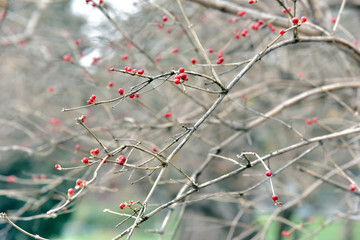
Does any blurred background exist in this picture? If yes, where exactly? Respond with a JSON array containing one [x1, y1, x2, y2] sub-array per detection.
[[0, 0, 360, 239]]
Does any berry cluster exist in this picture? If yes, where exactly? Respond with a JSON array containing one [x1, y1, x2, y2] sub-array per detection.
[[124, 66, 145, 75], [85, 0, 103, 7], [216, 51, 224, 64], [90, 148, 100, 157], [174, 67, 188, 84], [305, 117, 318, 125], [87, 94, 96, 105]]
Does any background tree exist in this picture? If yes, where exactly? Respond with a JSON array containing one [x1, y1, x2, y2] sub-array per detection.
[[0, 0, 360, 239]]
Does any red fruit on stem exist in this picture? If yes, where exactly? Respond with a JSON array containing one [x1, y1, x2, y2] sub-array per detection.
[[55, 164, 61, 169], [137, 69, 144, 75], [162, 16, 168, 22], [117, 155, 126, 165], [119, 203, 126, 209], [305, 119, 312, 125], [191, 58, 196, 64], [279, 29, 285, 35], [292, 17, 299, 25], [237, 10, 246, 17], [76, 179, 82, 186], [118, 88, 124, 95], [272, 194, 278, 202], [63, 54, 72, 62], [350, 183, 356, 192], [265, 170, 272, 177], [68, 188, 74, 196], [82, 157, 89, 164], [164, 112, 172, 118]]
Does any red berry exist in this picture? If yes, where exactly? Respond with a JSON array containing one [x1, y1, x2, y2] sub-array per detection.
[[126, 67, 132, 72], [92, 2, 96, 7], [265, 170, 272, 177], [312, 117, 318, 123], [132, 69, 138, 74], [80, 115, 86, 123], [282, 7, 291, 14], [137, 69, 144, 75], [179, 73, 187, 79], [292, 17, 299, 25], [279, 29, 285, 35], [217, 50, 223, 58], [55, 164, 61, 169], [281, 231, 291, 237], [300, 16, 307, 23], [164, 112, 172, 118], [135, 93, 140, 98], [155, 57, 160, 62], [217, 57, 224, 64], [121, 55, 128, 60], [90, 94, 96, 101], [298, 72, 304, 78], [117, 155, 126, 165], [174, 79, 181, 84], [271, 27, 276, 32], [68, 188, 74, 196], [7, 175, 16, 183], [235, 33, 240, 39], [48, 86, 54, 92], [152, 147, 157, 152], [228, 18, 233, 23], [241, 29, 248, 37], [272, 194, 278, 202], [118, 88, 124, 95], [330, 17, 336, 23], [172, 48, 178, 54], [63, 54, 72, 62], [75, 40, 81, 45], [237, 10, 246, 17], [251, 23, 260, 30], [178, 67, 185, 73], [119, 202, 126, 209], [87, 100, 93, 105], [248, 0, 254, 4], [94, 149, 100, 155], [82, 157, 89, 164], [129, 94, 135, 99], [75, 144, 81, 151], [76, 179, 82, 186], [305, 119, 312, 125], [258, 19, 264, 25], [191, 58, 196, 64], [107, 66, 114, 72], [108, 81, 114, 88], [162, 16, 168, 22], [350, 183, 356, 192]]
